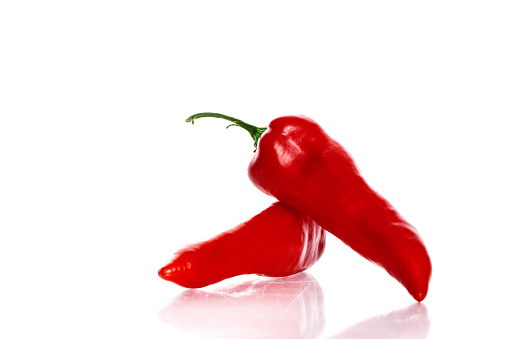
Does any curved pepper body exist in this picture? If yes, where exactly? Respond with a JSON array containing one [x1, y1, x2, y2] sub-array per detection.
[[158, 201, 326, 288], [248, 116, 432, 301]]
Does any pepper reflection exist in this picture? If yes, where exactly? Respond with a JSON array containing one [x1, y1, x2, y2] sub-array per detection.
[[159, 272, 325, 339], [159, 272, 430, 339], [327, 303, 430, 339]]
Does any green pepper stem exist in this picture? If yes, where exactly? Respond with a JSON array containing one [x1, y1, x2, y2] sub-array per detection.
[[185, 113, 267, 151]]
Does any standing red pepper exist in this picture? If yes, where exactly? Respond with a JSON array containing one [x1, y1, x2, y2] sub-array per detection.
[[159, 202, 326, 288], [186, 113, 432, 301]]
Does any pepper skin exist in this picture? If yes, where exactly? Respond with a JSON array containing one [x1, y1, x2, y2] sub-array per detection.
[[186, 113, 432, 301], [158, 202, 326, 288]]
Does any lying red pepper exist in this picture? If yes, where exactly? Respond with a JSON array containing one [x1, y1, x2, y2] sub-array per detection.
[[186, 113, 432, 301], [158, 202, 326, 288]]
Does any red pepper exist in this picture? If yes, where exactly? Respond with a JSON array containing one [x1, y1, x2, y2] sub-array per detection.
[[186, 113, 432, 301], [158, 202, 326, 288]]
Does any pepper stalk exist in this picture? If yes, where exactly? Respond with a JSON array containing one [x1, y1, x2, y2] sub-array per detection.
[[185, 113, 267, 151]]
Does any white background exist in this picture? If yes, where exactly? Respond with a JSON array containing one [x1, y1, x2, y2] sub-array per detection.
[[1, 1, 508, 338]]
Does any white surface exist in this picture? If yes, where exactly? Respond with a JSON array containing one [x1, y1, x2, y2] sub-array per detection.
[[1, 1, 508, 338]]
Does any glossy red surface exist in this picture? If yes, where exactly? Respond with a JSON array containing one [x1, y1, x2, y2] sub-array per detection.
[[158, 202, 326, 288], [248, 115, 432, 301]]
